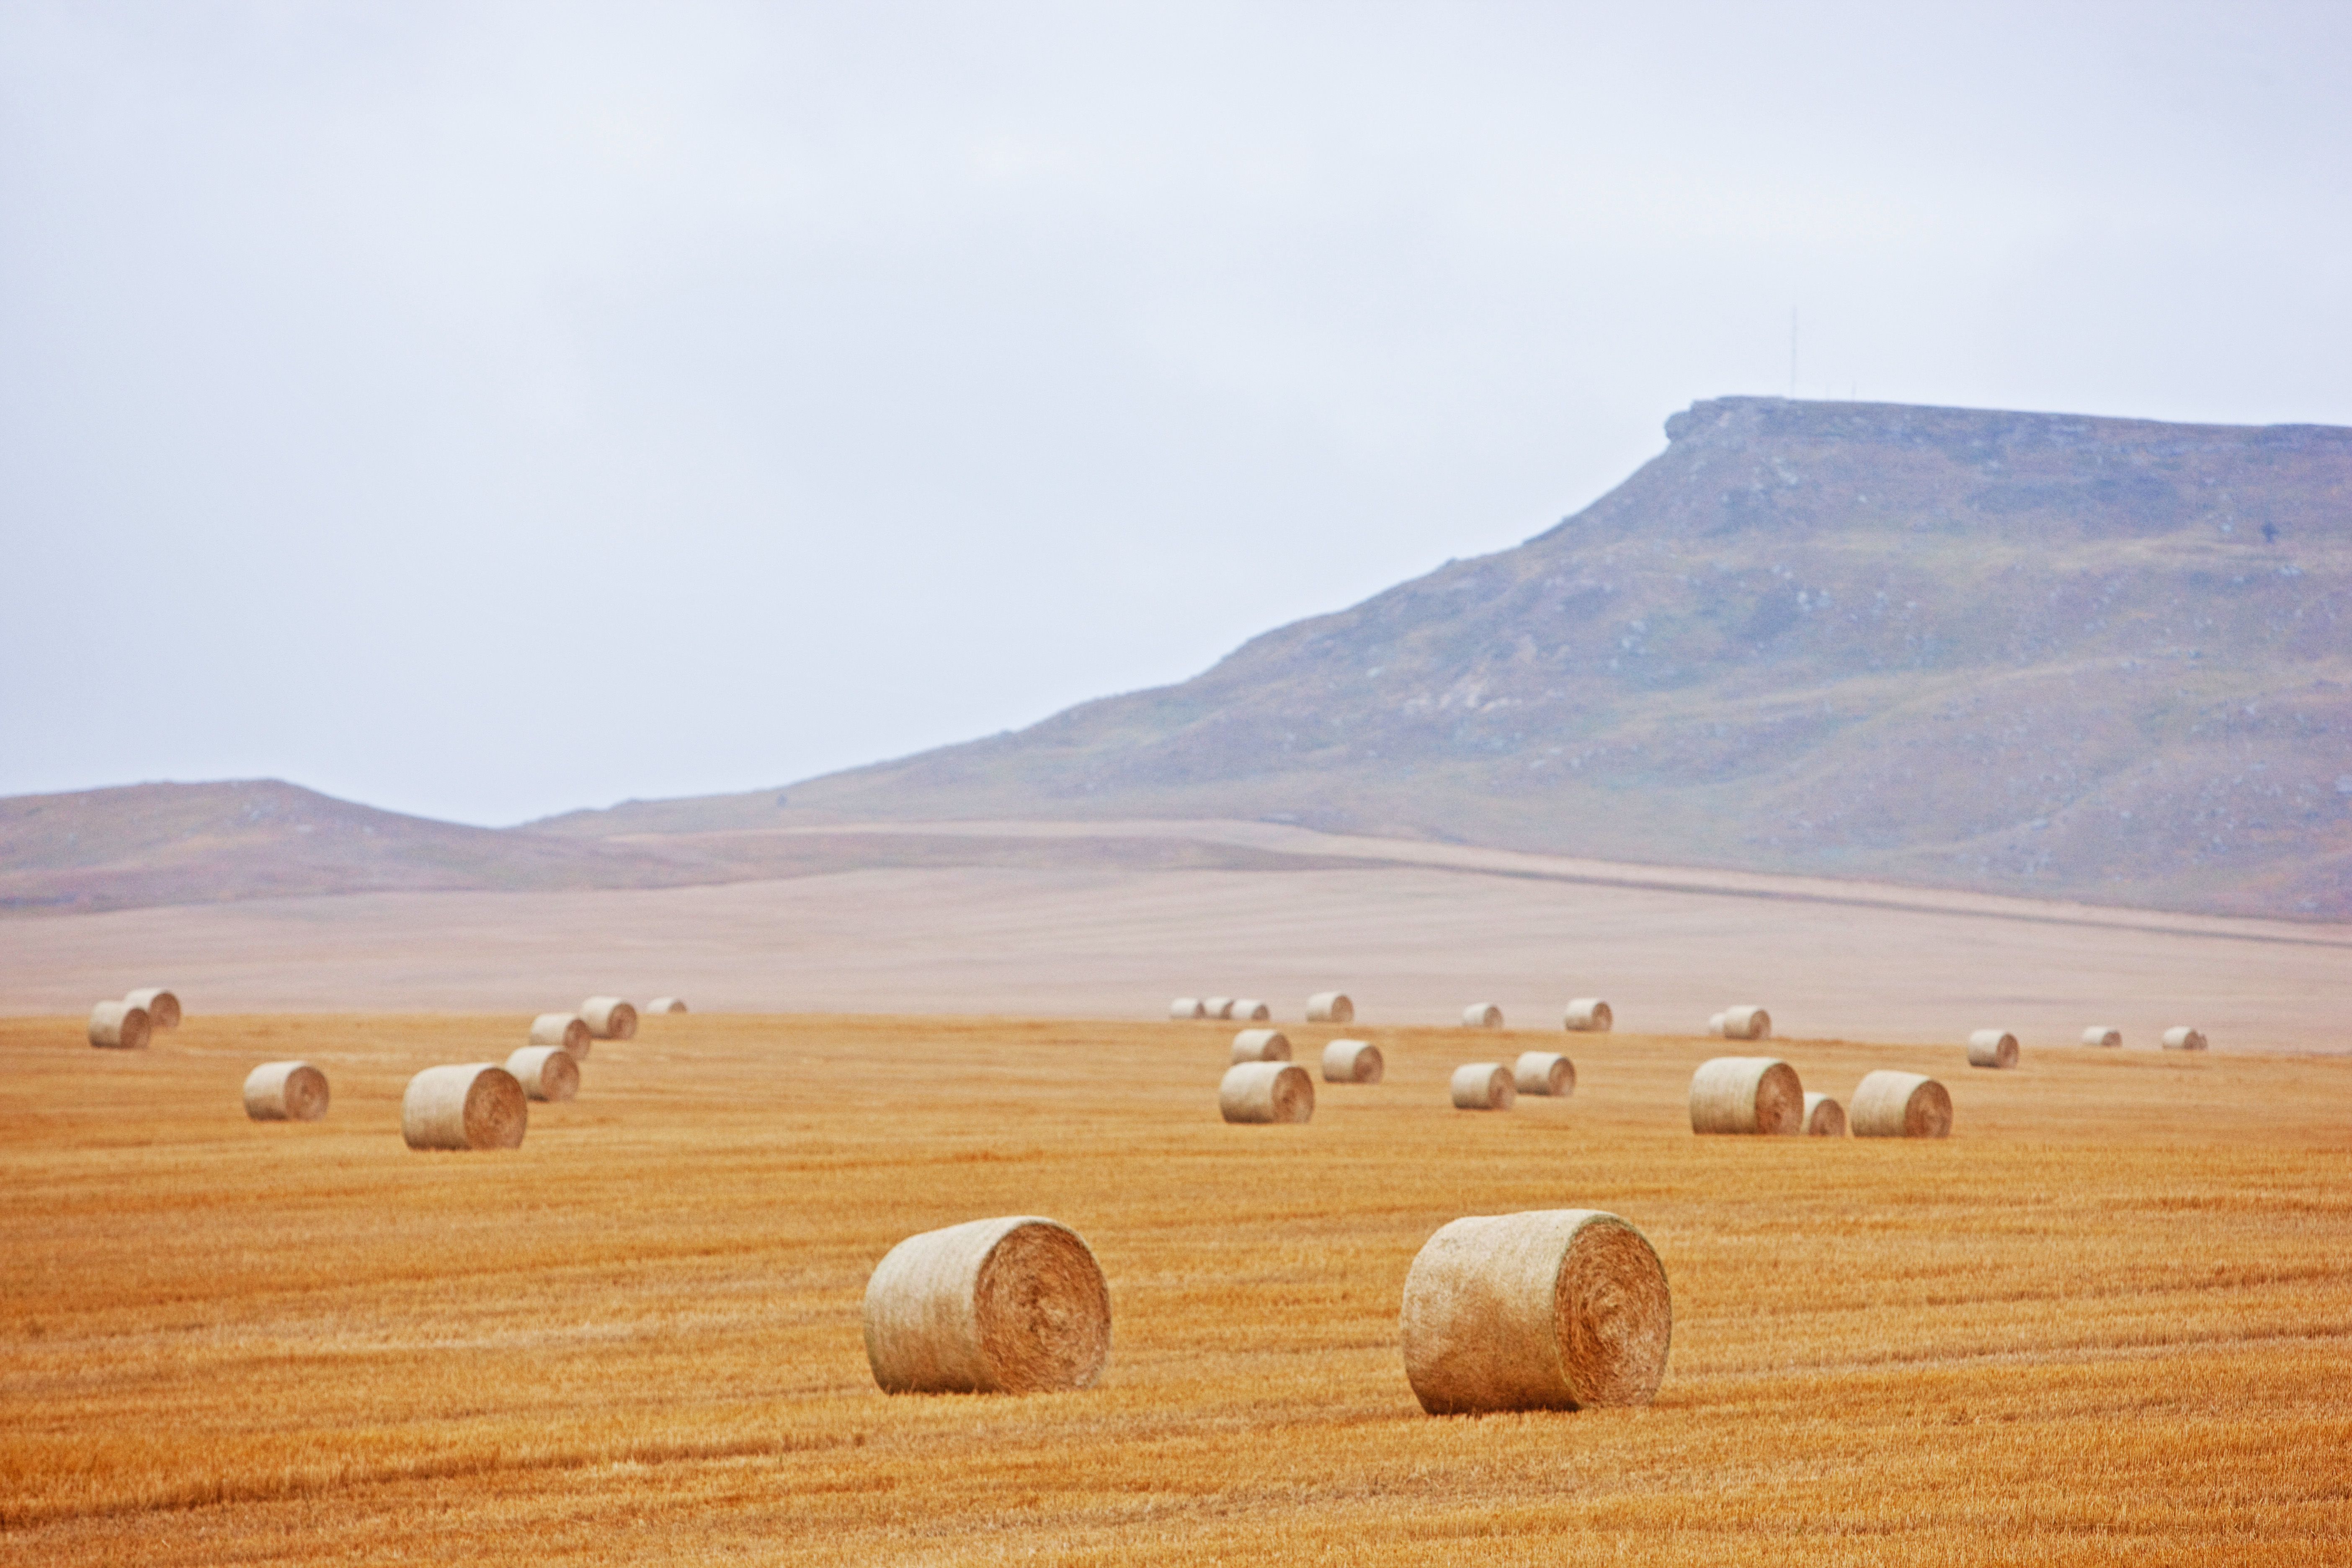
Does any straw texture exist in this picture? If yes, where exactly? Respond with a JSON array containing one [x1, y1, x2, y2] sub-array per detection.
[[2081, 1026, 2123, 1048], [1513, 1051, 1576, 1097], [1399, 1209, 1672, 1415], [1220, 1061, 1315, 1124], [1450, 1063, 1516, 1111], [1688, 1056, 1803, 1135], [87, 1002, 150, 1051], [401, 1064, 528, 1151], [1462, 1003, 1504, 1029], [1719, 1006, 1772, 1041], [862, 1216, 1111, 1395], [1320, 1039, 1384, 1084], [124, 988, 181, 1030], [2163, 1026, 2209, 1051], [1968, 1029, 2020, 1069], [1230, 1029, 1291, 1064], [529, 1013, 593, 1058], [242, 1061, 329, 1122], [505, 1045, 580, 1102], [1168, 998, 1207, 1020], [1305, 991, 1355, 1024], [580, 997, 638, 1040], [1562, 998, 1612, 1033], [1800, 1092, 1845, 1137], [1849, 1070, 1952, 1138]]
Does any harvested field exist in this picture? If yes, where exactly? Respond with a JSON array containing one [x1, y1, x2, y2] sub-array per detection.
[[0, 1010, 2347, 1563]]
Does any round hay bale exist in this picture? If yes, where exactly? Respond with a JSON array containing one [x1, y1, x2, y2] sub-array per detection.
[[579, 997, 638, 1040], [1450, 1063, 1516, 1111], [1399, 1209, 1671, 1414], [862, 1216, 1111, 1395], [1306, 991, 1355, 1024], [1231, 998, 1271, 1022], [1462, 1003, 1504, 1029], [1707, 1011, 1727, 1037], [1562, 998, 1612, 1033], [125, 988, 181, 1029], [529, 1013, 593, 1058], [1220, 1061, 1315, 1123], [88, 1001, 150, 1050], [1967, 1029, 2019, 1070], [242, 1061, 329, 1122], [1204, 996, 1236, 1020], [1688, 1056, 1803, 1135], [1321, 1039, 1384, 1084], [504, 1045, 580, 1102], [1230, 1029, 1291, 1064], [645, 996, 687, 1014], [2081, 1026, 2122, 1048], [1719, 1005, 1772, 1041], [1800, 1092, 1845, 1137], [1849, 1070, 1951, 1138], [1168, 997, 1207, 1020], [2162, 1026, 2208, 1051], [402, 1064, 528, 1151], [1513, 1051, 1576, 1097]]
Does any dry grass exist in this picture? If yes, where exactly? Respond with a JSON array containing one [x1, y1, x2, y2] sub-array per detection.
[[1, 1011, 2348, 1564]]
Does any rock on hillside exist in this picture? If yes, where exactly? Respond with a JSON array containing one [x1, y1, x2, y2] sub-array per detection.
[[545, 397, 2352, 919]]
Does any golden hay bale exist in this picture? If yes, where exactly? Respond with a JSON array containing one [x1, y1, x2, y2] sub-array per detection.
[[645, 996, 688, 1014], [125, 988, 181, 1029], [1321, 1039, 1384, 1084], [504, 1045, 580, 1103], [1168, 997, 1207, 1020], [1562, 998, 1612, 1032], [1399, 1209, 1671, 1415], [1849, 1070, 1952, 1138], [242, 1061, 329, 1122], [1230, 1029, 1291, 1064], [1462, 1003, 1504, 1029], [1719, 1005, 1772, 1041], [1513, 1051, 1576, 1097], [2163, 1026, 2209, 1051], [2081, 1026, 2123, 1048], [862, 1216, 1111, 1395], [1203, 997, 1236, 1020], [1968, 1029, 2020, 1069], [1231, 998, 1271, 1022], [1800, 1092, 1845, 1137], [1688, 1056, 1803, 1135], [529, 1013, 593, 1059], [1707, 1011, 1726, 1037], [1450, 1063, 1516, 1111], [579, 997, 638, 1040], [1306, 991, 1355, 1024], [87, 1001, 150, 1050], [402, 1064, 528, 1151], [1220, 1061, 1315, 1123]]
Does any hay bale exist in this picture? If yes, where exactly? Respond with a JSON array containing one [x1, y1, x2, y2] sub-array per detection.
[[1688, 1056, 1803, 1135], [1707, 1011, 1726, 1037], [242, 1061, 329, 1122], [1513, 1051, 1576, 1097], [401, 1064, 528, 1151], [1230, 1029, 1291, 1064], [1967, 1029, 2019, 1069], [1169, 997, 1207, 1020], [1204, 996, 1236, 1020], [1306, 991, 1355, 1024], [2081, 1026, 2122, 1048], [1718, 1005, 1771, 1041], [1800, 1092, 1845, 1137], [579, 997, 638, 1040], [505, 1045, 580, 1102], [1562, 998, 1612, 1033], [1321, 1039, 1384, 1084], [862, 1216, 1111, 1395], [529, 1013, 593, 1058], [125, 988, 181, 1029], [1462, 1003, 1504, 1029], [1450, 1063, 1516, 1111], [1849, 1070, 1951, 1138], [1231, 998, 1271, 1021], [646, 996, 688, 1014], [87, 1001, 150, 1050], [1399, 1209, 1671, 1414], [1220, 1061, 1315, 1123], [2163, 1026, 2209, 1051]]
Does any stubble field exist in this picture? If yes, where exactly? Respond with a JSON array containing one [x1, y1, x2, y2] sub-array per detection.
[[2, 1011, 2347, 1564]]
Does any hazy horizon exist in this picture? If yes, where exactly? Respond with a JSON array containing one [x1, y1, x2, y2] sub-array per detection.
[[7, 2, 2349, 827]]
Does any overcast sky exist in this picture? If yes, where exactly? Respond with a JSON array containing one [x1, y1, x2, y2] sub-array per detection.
[[5, 2, 2347, 825]]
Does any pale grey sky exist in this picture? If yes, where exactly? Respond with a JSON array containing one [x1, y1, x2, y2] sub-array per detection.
[[5, 2, 2347, 825]]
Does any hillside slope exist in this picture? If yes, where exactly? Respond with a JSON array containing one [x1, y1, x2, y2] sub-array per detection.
[[544, 397, 2352, 918]]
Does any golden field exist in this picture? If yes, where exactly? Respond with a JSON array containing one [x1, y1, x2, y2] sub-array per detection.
[[1, 1011, 2348, 1564]]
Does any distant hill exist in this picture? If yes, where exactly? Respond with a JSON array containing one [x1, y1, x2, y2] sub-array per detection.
[[542, 397, 2352, 920]]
